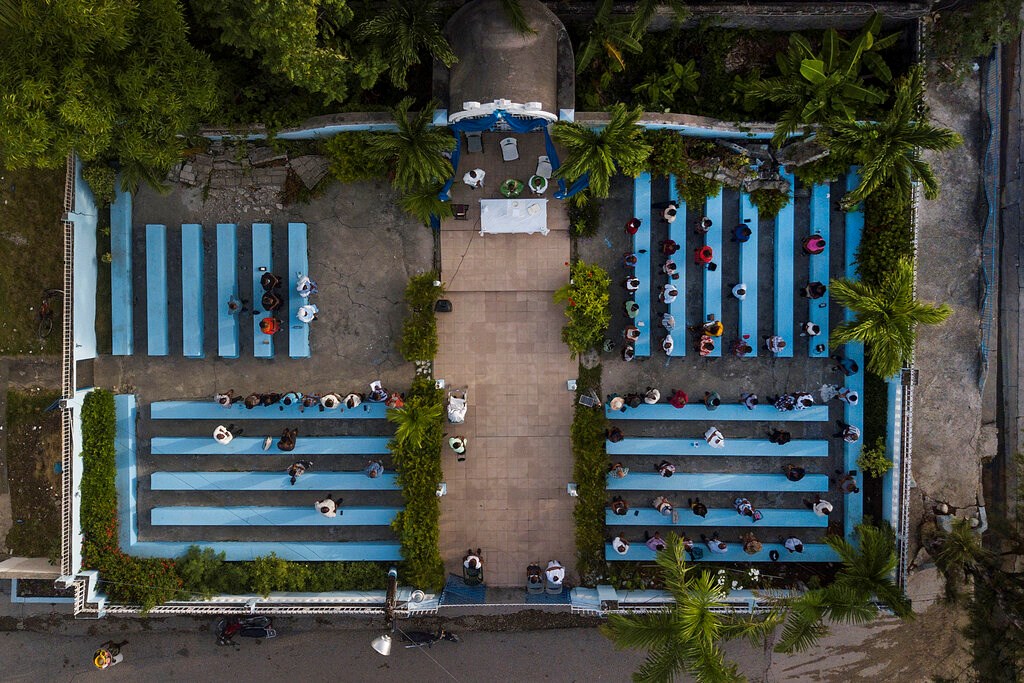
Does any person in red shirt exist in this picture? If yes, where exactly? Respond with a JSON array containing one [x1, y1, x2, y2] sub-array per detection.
[[695, 245, 713, 265], [669, 389, 688, 408], [625, 217, 641, 235], [260, 317, 281, 335]]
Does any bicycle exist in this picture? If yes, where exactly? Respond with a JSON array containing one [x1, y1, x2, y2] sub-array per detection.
[[36, 288, 63, 339]]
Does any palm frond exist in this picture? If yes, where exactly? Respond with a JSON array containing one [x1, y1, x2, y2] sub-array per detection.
[[602, 611, 681, 652], [498, 0, 535, 35]]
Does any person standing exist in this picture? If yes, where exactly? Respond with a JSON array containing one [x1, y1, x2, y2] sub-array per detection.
[[315, 494, 340, 518]]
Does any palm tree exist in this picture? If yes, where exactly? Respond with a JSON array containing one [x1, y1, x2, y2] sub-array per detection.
[[0, 0, 19, 29], [367, 97, 454, 192], [400, 183, 454, 226], [387, 400, 443, 450], [830, 257, 952, 378], [775, 524, 912, 653], [822, 67, 963, 206], [357, 0, 456, 90], [602, 534, 780, 682], [576, 0, 687, 74], [553, 103, 652, 199]]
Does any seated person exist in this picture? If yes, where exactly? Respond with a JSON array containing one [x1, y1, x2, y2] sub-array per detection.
[[644, 388, 660, 404], [702, 320, 724, 337], [464, 549, 483, 570], [661, 284, 678, 304], [661, 313, 676, 331], [660, 239, 680, 255], [608, 462, 629, 478], [802, 234, 826, 255], [669, 389, 688, 408], [344, 393, 363, 409], [801, 281, 827, 299], [623, 252, 638, 268], [320, 393, 341, 409], [610, 496, 629, 515], [653, 495, 673, 516], [296, 274, 319, 298], [260, 290, 282, 312], [697, 334, 715, 357], [260, 272, 282, 291], [662, 260, 678, 278], [259, 317, 282, 335], [527, 563, 543, 584], [704, 426, 725, 448], [545, 560, 565, 584], [625, 300, 640, 318], [622, 344, 636, 362], [764, 335, 787, 354], [624, 276, 640, 292], [612, 535, 630, 555], [297, 303, 319, 323], [606, 426, 625, 443], [768, 428, 792, 445], [694, 246, 714, 266], [662, 335, 674, 354], [385, 393, 405, 409], [645, 531, 667, 551], [783, 464, 806, 482], [657, 460, 676, 477], [625, 217, 641, 235], [732, 224, 752, 242], [624, 326, 641, 342], [368, 382, 390, 403], [662, 203, 678, 223]]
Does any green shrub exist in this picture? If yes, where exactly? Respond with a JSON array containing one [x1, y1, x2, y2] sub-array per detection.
[[572, 364, 608, 584], [856, 184, 914, 287], [927, 0, 1023, 82], [568, 192, 601, 237], [553, 261, 611, 356], [389, 377, 446, 591], [792, 152, 853, 186], [644, 131, 727, 207], [857, 437, 894, 478], [675, 172, 722, 209], [83, 163, 118, 206], [323, 131, 390, 183], [397, 272, 443, 362], [748, 188, 790, 220]]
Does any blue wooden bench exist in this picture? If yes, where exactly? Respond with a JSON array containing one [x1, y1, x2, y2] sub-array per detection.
[[181, 224, 205, 358], [216, 223, 240, 358], [145, 224, 169, 356], [150, 400, 389, 420], [151, 506, 401, 526], [605, 403, 828, 422], [703, 193, 723, 357], [605, 508, 828, 528], [110, 188, 133, 356], [115, 394, 139, 547], [126, 540, 403, 562], [667, 175, 685, 356], [606, 472, 828, 492], [151, 436, 391, 455], [807, 183, 831, 357], [606, 437, 828, 457], [738, 192, 758, 354], [252, 223, 274, 358], [633, 173, 652, 356], [773, 170, 796, 358], [150, 471, 399, 491], [842, 167, 866, 537], [605, 543, 838, 563], [288, 222, 311, 358]]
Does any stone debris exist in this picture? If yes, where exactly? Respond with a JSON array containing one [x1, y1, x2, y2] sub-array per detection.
[[290, 155, 331, 190]]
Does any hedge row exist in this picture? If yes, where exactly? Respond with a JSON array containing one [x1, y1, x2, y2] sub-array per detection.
[[398, 271, 442, 362], [572, 364, 609, 585]]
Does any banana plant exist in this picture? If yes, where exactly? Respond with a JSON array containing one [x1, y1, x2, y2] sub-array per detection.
[[631, 58, 698, 109]]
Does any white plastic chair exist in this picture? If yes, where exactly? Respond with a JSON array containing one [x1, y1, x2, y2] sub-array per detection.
[[535, 155, 552, 179], [500, 137, 519, 162]]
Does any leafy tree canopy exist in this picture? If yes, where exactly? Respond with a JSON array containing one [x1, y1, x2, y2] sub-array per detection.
[[0, 0, 218, 180]]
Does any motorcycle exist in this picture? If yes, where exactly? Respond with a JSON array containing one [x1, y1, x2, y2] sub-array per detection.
[[216, 616, 277, 646], [400, 628, 460, 649]]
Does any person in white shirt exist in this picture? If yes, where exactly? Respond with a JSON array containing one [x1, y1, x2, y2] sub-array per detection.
[[644, 388, 661, 404], [662, 335, 674, 355], [804, 496, 833, 516], [740, 392, 758, 410], [661, 284, 678, 304], [545, 560, 565, 584], [662, 313, 675, 331], [320, 393, 341, 409], [213, 424, 237, 444], [215, 391, 237, 407], [704, 426, 725, 448], [784, 536, 805, 553], [463, 550, 482, 569], [732, 283, 747, 300], [296, 275, 318, 298], [297, 303, 319, 323], [463, 168, 485, 188], [315, 494, 339, 518], [662, 203, 678, 223], [344, 393, 362, 409], [765, 335, 787, 354], [701, 532, 728, 554], [612, 535, 630, 554]]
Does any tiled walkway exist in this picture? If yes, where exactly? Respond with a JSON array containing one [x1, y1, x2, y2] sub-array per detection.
[[436, 200, 574, 586]]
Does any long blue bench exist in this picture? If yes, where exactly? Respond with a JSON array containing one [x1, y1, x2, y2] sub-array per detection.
[[216, 223, 240, 358], [807, 183, 831, 357], [633, 173, 652, 356], [606, 437, 828, 457], [605, 508, 828, 528], [667, 175, 685, 356], [151, 506, 401, 526], [738, 192, 758, 354], [145, 224, 169, 356], [151, 471, 399, 491], [110, 187, 133, 356], [703, 193, 723, 357], [150, 400, 389, 420], [181, 224, 205, 358], [773, 170, 796, 357], [842, 168, 866, 537], [606, 473, 829, 492], [605, 403, 828, 422], [605, 542, 839, 563], [252, 223, 274, 358], [151, 436, 391, 455], [288, 222, 311, 358], [127, 540, 402, 562], [115, 394, 139, 548]]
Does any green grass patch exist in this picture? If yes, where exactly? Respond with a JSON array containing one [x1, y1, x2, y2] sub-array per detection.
[[4, 390, 62, 558], [0, 167, 65, 354]]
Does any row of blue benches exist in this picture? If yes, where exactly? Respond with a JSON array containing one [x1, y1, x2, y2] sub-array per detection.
[[151, 506, 400, 526], [151, 436, 391, 455], [606, 507, 829, 528], [605, 542, 839, 563], [841, 170, 866, 538], [110, 213, 311, 359], [150, 400, 389, 420], [631, 171, 857, 359], [606, 472, 828, 492], [606, 437, 829, 457], [117, 395, 402, 561], [605, 403, 828, 422]]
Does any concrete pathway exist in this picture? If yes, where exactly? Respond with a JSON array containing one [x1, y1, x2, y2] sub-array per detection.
[[436, 148, 574, 586]]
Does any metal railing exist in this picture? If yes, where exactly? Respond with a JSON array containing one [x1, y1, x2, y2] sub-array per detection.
[[978, 47, 1002, 389], [59, 152, 77, 581]]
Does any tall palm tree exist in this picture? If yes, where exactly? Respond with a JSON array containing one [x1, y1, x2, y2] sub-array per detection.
[[367, 97, 454, 192], [602, 534, 780, 682], [357, 0, 456, 90], [830, 257, 952, 378], [553, 103, 652, 199], [387, 400, 443, 450], [822, 67, 963, 205], [775, 524, 912, 653]]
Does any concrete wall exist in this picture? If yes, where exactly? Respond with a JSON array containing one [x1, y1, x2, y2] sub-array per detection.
[[70, 158, 98, 361]]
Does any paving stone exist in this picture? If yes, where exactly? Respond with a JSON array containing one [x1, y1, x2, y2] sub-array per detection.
[[291, 155, 331, 189]]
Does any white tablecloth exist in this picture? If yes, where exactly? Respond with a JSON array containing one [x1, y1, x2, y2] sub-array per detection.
[[479, 199, 549, 236]]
